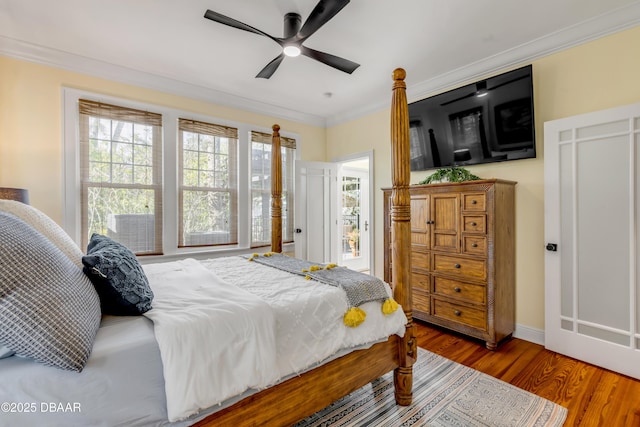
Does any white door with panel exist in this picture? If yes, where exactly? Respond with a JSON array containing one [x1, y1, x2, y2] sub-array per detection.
[[294, 161, 337, 264], [544, 102, 640, 380]]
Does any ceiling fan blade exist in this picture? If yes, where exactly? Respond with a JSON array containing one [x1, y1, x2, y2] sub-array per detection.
[[301, 46, 359, 74], [204, 10, 281, 45], [256, 54, 285, 79], [297, 0, 350, 41]]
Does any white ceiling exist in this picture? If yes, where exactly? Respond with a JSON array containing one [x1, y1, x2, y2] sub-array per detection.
[[1, 0, 640, 127]]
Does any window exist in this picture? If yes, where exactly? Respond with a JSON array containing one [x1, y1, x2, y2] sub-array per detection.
[[250, 131, 296, 247], [78, 100, 163, 255], [178, 119, 238, 247], [66, 90, 299, 257]]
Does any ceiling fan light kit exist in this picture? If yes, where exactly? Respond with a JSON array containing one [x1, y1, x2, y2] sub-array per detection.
[[204, 0, 360, 79], [283, 45, 301, 57]]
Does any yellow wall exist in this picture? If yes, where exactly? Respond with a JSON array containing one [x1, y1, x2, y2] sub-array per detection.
[[327, 25, 640, 330], [0, 56, 327, 224]]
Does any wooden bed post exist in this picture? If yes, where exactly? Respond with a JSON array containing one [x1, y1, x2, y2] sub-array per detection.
[[271, 124, 283, 253], [391, 68, 416, 405]]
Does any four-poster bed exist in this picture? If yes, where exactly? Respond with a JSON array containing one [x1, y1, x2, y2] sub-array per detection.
[[193, 68, 416, 426], [0, 69, 415, 427]]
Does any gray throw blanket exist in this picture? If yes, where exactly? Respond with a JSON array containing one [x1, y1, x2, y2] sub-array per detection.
[[244, 253, 389, 308]]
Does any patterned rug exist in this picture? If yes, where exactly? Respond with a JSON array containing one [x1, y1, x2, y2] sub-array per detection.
[[295, 348, 567, 427]]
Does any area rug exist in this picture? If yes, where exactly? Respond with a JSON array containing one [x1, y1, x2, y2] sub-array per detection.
[[295, 348, 567, 427]]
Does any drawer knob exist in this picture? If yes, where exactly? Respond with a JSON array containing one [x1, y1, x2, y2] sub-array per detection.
[[454, 287, 461, 292], [454, 263, 461, 269], [471, 200, 477, 205], [471, 243, 478, 248], [454, 310, 462, 316], [471, 222, 477, 226]]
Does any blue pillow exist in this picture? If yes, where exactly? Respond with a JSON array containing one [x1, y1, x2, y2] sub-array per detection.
[[82, 234, 154, 315]]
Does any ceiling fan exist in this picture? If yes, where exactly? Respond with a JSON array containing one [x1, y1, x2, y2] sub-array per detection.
[[204, 0, 360, 79]]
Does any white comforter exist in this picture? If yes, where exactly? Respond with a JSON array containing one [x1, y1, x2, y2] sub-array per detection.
[[143, 259, 279, 421], [143, 256, 407, 422]]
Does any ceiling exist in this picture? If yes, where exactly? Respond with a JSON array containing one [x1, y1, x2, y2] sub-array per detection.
[[1, 0, 640, 127]]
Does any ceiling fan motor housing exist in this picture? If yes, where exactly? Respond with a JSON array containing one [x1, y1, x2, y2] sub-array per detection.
[[284, 13, 302, 39]]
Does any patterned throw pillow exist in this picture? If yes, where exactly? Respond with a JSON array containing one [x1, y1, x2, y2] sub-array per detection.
[[0, 200, 84, 268], [0, 212, 101, 372], [82, 234, 154, 315]]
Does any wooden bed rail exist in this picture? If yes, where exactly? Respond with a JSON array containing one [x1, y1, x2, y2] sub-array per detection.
[[390, 68, 417, 405]]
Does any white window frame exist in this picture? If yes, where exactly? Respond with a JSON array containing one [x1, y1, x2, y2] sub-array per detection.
[[62, 87, 300, 259]]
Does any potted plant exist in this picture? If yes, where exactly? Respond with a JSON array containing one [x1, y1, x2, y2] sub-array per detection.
[[417, 166, 481, 185]]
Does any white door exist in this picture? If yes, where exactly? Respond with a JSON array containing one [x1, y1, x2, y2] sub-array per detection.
[[294, 161, 337, 263], [340, 166, 370, 271], [544, 102, 640, 379]]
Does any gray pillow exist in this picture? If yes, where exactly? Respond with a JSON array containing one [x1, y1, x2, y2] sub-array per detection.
[[0, 212, 101, 372], [82, 234, 154, 315]]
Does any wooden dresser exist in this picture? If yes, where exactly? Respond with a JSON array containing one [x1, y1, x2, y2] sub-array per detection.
[[383, 179, 516, 350]]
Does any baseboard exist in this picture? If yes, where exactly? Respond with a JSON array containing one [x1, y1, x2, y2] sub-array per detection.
[[513, 323, 545, 346]]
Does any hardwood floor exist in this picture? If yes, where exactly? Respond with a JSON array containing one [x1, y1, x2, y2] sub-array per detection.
[[415, 320, 640, 426]]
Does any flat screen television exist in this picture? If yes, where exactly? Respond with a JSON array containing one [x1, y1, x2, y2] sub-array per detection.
[[408, 65, 535, 171]]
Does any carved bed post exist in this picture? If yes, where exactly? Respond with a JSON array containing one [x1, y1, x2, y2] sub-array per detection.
[[271, 124, 283, 253], [390, 68, 416, 405]]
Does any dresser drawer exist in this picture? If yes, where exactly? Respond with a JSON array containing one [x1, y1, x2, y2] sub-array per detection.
[[411, 271, 430, 291], [432, 298, 486, 330], [462, 193, 486, 212], [411, 251, 429, 272], [462, 235, 487, 256], [413, 287, 430, 315], [463, 215, 486, 233], [433, 254, 487, 280], [433, 276, 485, 304]]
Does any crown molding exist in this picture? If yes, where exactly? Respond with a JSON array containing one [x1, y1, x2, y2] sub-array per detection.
[[325, 2, 640, 127], [2, 2, 639, 130], [0, 35, 327, 128]]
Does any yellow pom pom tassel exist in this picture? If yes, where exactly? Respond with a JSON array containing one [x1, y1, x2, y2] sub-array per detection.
[[343, 307, 366, 327], [264, 252, 274, 257], [302, 268, 309, 273], [325, 263, 338, 270], [309, 265, 321, 271], [305, 275, 311, 280], [248, 257, 254, 261], [382, 298, 399, 315]]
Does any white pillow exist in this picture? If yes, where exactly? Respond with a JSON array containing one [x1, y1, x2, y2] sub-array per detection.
[[0, 200, 83, 267]]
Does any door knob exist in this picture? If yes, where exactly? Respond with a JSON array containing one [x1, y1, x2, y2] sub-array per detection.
[[546, 243, 557, 252], [295, 228, 302, 234]]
